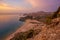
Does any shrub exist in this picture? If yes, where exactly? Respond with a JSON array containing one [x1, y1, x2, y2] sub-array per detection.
[[52, 7, 60, 19], [46, 16, 52, 24], [10, 29, 41, 40]]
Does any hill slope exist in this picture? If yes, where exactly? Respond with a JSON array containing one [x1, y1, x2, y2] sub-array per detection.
[[6, 7, 60, 40]]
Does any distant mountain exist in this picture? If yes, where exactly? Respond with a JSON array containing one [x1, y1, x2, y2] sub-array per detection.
[[23, 11, 52, 17]]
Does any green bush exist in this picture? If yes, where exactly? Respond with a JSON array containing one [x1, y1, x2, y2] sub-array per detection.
[[10, 29, 41, 40], [52, 7, 60, 19], [46, 16, 52, 24], [10, 29, 34, 40], [10, 32, 26, 40]]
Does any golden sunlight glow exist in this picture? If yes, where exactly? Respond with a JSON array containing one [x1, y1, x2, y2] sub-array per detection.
[[0, 6, 13, 10], [26, 0, 45, 8], [0, 3, 24, 11], [0, 3, 13, 10], [26, 0, 40, 8], [0, 15, 18, 23]]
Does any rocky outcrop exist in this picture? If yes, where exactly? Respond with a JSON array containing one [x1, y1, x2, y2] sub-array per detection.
[[7, 7, 60, 40], [9, 16, 60, 40]]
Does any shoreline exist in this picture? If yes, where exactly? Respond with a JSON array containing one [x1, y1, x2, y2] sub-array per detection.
[[5, 19, 41, 40], [5, 19, 31, 40], [5, 22, 24, 40]]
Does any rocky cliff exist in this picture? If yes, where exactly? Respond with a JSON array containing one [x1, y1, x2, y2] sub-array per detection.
[[7, 7, 60, 40]]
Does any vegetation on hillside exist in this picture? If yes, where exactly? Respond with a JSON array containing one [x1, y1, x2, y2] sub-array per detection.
[[19, 7, 60, 24], [52, 7, 60, 19], [45, 7, 60, 24], [11, 7, 60, 40], [10, 29, 41, 40]]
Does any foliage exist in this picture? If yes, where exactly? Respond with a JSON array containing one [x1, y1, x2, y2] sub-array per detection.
[[19, 17, 26, 22], [52, 7, 60, 19], [19, 15, 33, 22], [45, 16, 52, 24], [10, 29, 41, 40]]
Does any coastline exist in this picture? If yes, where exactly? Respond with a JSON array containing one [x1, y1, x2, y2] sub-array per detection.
[[6, 19, 44, 40], [5, 21, 24, 40], [5, 19, 32, 40]]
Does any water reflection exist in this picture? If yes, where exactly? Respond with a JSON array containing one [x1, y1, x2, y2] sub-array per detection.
[[0, 15, 23, 40]]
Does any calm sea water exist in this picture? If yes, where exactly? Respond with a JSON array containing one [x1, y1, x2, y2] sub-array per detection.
[[0, 15, 23, 40]]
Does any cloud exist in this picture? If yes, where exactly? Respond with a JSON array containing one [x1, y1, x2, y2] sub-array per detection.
[[0, 3, 12, 10], [0, 0, 28, 11], [0, 3, 24, 10], [26, 0, 59, 12], [0, 0, 29, 13], [0, 0, 59, 13], [0, 2, 29, 14], [26, 0, 45, 8], [0, 2, 27, 13]]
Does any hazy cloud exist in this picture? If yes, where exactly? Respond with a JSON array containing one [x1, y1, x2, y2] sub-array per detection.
[[26, 0, 59, 12], [0, 0, 60, 13]]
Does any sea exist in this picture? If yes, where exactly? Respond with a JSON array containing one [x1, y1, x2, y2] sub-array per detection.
[[0, 15, 24, 40]]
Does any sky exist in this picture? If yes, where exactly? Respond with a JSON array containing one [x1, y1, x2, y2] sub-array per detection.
[[0, 0, 60, 13]]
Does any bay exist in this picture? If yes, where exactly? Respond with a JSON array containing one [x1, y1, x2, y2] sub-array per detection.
[[0, 15, 23, 40]]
